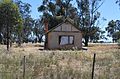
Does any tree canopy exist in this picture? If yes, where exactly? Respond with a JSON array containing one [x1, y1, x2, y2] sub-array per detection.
[[106, 20, 120, 42], [38, 0, 105, 46], [0, 0, 23, 50]]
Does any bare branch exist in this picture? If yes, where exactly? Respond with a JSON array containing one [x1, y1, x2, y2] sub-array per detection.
[[93, 0, 105, 13]]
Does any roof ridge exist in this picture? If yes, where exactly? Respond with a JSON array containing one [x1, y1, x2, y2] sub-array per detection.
[[45, 18, 81, 34]]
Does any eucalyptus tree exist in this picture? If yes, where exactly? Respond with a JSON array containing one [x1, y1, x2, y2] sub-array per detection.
[[0, 0, 22, 50], [106, 20, 120, 42], [89, 27, 106, 42], [116, 0, 120, 6], [76, 0, 105, 46], [38, 0, 78, 29], [38, 0, 105, 46], [33, 19, 44, 43], [14, 0, 34, 43], [38, 0, 77, 48]]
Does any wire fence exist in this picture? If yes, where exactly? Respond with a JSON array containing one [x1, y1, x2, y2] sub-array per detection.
[[0, 52, 120, 79]]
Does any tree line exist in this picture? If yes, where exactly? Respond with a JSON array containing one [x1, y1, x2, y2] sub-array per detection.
[[0, 0, 120, 50], [0, 0, 44, 50]]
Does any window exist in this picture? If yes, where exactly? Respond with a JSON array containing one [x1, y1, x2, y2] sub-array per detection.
[[59, 36, 74, 45]]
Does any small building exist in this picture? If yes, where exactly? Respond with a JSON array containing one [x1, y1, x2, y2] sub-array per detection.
[[45, 19, 82, 50]]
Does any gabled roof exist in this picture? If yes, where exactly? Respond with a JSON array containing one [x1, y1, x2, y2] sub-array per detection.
[[46, 18, 81, 34]]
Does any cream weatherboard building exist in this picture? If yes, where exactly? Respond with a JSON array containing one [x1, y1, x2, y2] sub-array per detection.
[[45, 19, 82, 50]]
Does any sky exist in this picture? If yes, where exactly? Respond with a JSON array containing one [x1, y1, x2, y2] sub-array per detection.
[[21, 0, 120, 20], [21, 0, 42, 19], [21, 0, 120, 42]]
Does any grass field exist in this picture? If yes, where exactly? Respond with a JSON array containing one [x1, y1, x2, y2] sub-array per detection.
[[0, 43, 120, 79]]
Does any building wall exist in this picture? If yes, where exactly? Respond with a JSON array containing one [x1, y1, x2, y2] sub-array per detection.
[[47, 31, 82, 49], [54, 22, 79, 32]]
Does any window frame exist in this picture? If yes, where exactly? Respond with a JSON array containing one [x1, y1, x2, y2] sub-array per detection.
[[59, 35, 74, 45]]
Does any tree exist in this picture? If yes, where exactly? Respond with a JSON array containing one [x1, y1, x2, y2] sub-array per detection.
[[38, 0, 78, 49], [106, 20, 116, 38], [89, 27, 106, 43], [13, 22, 23, 46], [0, 0, 22, 50], [76, 0, 105, 46], [38, 0, 78, 29], [115, 0, 120, 43], [33, 19, 44, 43], [38, 0, 105, 47], [14, 0, 34, 43], [22, 17, 34, 43], [106, 20, 120, 42], [116, 0, 120, 6]]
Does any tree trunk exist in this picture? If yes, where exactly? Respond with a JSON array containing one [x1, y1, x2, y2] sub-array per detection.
[[0, 33, 2, 44], [7, 25, 10, 51], [10, 32, 12, 47], [38, 35, 43, 43], [112, 39, 114, 43], [18, 33, 22, 47], [44, 34, 48, 49], [84, 35, 89, 47], [44, 19, 48, 49], [10, 40, 12, 47]]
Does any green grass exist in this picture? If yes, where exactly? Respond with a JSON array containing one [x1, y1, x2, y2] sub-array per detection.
[[0, 46, 120, 79]]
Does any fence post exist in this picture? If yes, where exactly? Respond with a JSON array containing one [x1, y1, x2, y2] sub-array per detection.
[[23, 56, 26, 79], [91, 53, 96, 79]]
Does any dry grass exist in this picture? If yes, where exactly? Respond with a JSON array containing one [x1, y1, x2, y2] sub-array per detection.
[[0, 43, 120, 79], [88, 43, 119, 51]]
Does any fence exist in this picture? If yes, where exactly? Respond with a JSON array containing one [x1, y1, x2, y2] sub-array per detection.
[[0, 51, 120, 79]]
